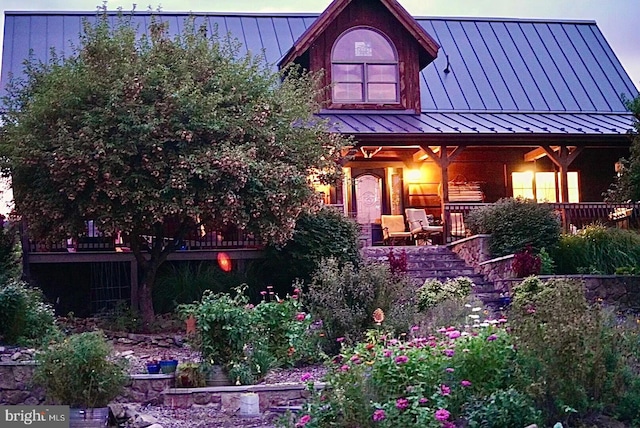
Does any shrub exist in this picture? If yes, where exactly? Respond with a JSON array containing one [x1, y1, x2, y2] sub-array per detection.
[[33, 331, 128, 408], [416, 277, 474, 312], [552, 224, 640, 274], [511, 245, 541, 277], [180, 285, 323, 384], [153, 261, 258, 313], [261, 207, 361, 288], [465, 197, 561, 257], [285, 321, 518, 428], [0, 280, 59, 345], [464, 388, 543, 428], [509, 277, 636, 421], [305, 258, 418, 348], [0, 216, 20, 283]]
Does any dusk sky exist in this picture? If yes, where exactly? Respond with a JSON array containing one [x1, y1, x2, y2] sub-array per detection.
[[0, 0, 639, 213], [1, 0, 640, 87]]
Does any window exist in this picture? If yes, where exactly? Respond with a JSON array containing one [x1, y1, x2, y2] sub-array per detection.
[[332, 28, 399, 103], [512, 171, 579, 202]]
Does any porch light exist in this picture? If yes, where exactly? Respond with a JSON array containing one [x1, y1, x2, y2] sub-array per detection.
[[217, 252, 232, 272], [406, 168, 423, 183]]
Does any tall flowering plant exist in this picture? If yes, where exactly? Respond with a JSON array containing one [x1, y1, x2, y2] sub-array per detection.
[[288, 310, 516, 428]]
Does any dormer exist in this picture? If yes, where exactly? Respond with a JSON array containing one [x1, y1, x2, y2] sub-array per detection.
[[279, 0, 439, 113]]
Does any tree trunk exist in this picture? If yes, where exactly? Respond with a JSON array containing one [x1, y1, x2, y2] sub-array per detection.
[[138, 264, 159, 332]]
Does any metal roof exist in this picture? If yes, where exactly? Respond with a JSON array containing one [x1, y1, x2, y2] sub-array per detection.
[[318, 112, 635, 136], [2, 11, 638, 122]]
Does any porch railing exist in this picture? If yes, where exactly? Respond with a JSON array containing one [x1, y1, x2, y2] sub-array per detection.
[[26, 225, 261, 254], [443, 202, 640, 243]]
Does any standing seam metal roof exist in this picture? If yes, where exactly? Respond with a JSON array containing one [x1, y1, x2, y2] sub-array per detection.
[[1, 11, 638, 118]]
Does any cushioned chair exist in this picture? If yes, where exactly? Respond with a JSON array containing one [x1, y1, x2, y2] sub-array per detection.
[[405, 208, 444, 245], [449, 212, 468, 239], [381, 215, 412, 245]]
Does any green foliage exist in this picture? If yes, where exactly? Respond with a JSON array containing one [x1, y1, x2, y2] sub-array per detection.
[[284, 324, 517, 428], [0, 11, 349, 323], [33, 331, 128, 408], [538, 247, 556, 274], [175, 362, 206, 388], [0, 217, 20, 283], [604, 95, 640, 202], [180, 285, 323, 384], [153, 261, 256, 314], [510, 277, 637, 421], [552, 224, 640, 274], [464, 388, 543, 428], [96, 300, 142, 333], [262, 207, 361, 288], [305, 258, 418, 348], [416, 277, 474, 312], [466, 197, 561, 257], [0, 280, 59, 346]]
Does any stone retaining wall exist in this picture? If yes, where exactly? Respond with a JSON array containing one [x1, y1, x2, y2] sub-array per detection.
[[450, 234, 640, 309], [0, 362, 43, 405], [163, 383, 326, 411]]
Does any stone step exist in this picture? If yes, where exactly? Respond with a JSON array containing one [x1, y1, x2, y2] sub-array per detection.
[[406, 260, 470, 269]]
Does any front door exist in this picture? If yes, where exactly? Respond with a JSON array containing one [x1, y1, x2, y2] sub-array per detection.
[[354, 173, 382, 224]]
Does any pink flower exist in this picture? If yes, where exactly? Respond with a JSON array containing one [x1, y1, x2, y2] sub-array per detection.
[[395, 397, 409, 410], [295, 414, 311, 427], [434, 408, 450, 421], [291, 294, 298, 299], [461, 380, 472, 387], [295, 312, 306, 321], [336, 337, 345, 343], [300, 372, 312, 382], [294, 288, 301, 294], [350, 356, 362, 365], [260, 291, 267, 296], [372, 409, 386, 422], [395, 355, 409, 364], [439, 384, 451, 396], [419, 397, 429, 405], [383, 349, 392, 358], [487, 334, 498, 342], [340, 365, 350, 372], [411, 325, 419, 332], [443, 348, 455, 357], [445, 367, 455, 373], [442, 422, 456, 428], [446, 330, 461, 339]]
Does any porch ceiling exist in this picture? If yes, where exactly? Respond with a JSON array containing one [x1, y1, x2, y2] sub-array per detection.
[[319, 112, 635, 141]]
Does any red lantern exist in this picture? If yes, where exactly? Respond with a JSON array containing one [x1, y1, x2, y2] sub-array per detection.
[[217, 252, 232, 272]]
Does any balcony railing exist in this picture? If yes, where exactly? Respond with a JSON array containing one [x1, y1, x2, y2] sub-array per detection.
[[444, 202, 640, 243], [26, 225, 261, 254]]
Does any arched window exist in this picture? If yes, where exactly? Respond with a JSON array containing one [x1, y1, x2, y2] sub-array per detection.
[[331, 28, 399, 103]]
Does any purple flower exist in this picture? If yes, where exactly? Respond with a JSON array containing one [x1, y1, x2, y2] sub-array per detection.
[[445, 367, 455, 373], [419, 397, 429, 405], [340, 365, 350, 372], [446, 330, 461, 339], [395, 355, 409, 364], [396, 397, 409, 410], [383, 349, 392, 358], [295, 414, 311, 427], [372, 409, 386, 422], [434, 408, 450, 421], [300, 372, 312, 382], [461, 380, 472, 387], [487, 334, 498, 342], [442, 422, 456, 428], [439, 384, 451, 396], [443, 348, 455, 357], [411, 325, 419, 332]]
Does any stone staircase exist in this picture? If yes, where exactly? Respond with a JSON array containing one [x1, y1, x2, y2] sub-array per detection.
[[361, 245, 503, 304]]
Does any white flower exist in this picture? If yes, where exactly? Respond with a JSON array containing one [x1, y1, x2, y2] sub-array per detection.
[[472, 307, 482, 312]]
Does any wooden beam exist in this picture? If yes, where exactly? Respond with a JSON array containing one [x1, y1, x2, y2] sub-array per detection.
[[412, 148, 429, 163], [524, 146, 559, 162]]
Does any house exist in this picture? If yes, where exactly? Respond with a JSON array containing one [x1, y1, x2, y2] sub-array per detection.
[[1, 0, 638, 312]]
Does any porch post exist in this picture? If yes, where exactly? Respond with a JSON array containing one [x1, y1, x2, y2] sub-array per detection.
[[541, 145, 583, 203]]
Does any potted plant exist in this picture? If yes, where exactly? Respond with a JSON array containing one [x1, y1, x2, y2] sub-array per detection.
[[146, 359, 161, 374], [33, 331, 128, 428], [175, 362, 206, 388], [159, 354, 178, 374]]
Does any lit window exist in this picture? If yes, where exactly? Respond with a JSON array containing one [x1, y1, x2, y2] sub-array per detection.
[[511, 171, 579, 202], [332, 28, 399, 103]]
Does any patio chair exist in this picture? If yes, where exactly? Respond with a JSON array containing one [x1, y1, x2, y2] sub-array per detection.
[[449, 212, 467, 239], [405, 208, 444, 245], [381, 215, 412, 245]]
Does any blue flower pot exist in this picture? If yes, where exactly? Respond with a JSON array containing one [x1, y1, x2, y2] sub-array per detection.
[[146, 363, 161, 374], [160, 359, 178, 374]]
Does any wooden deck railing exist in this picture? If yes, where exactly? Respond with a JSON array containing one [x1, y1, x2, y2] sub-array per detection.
[[443, 202, 640, 243]]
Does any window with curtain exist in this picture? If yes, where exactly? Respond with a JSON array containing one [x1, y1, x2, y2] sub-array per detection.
[[512, 171, 579, 202], [331, 27, 399, 103]]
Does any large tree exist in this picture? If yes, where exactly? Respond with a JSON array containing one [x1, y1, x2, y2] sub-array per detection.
[[604, 95, 640, 202], [0, 13, 347, 326]]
